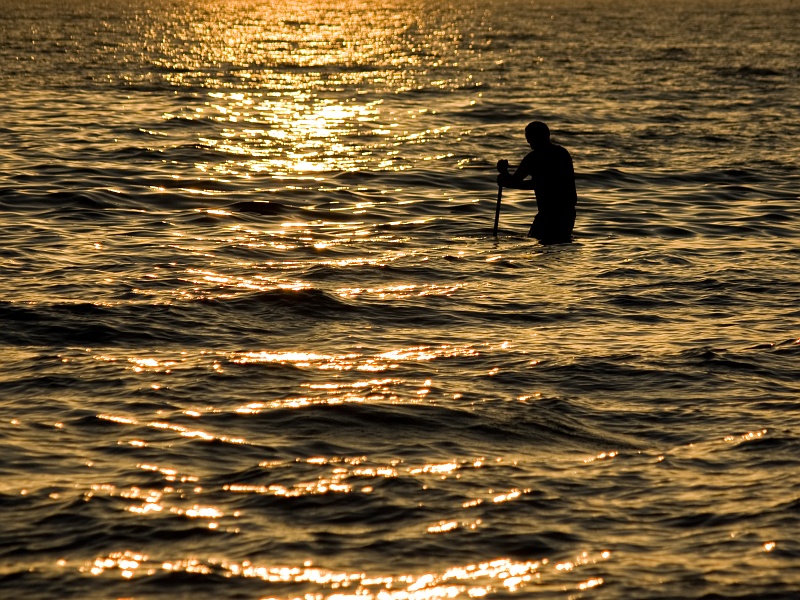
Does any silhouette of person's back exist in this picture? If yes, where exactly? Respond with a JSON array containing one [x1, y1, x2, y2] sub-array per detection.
[[497, 121, 577, 243]]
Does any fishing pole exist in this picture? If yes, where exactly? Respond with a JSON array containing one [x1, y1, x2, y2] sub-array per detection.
[[492, 184, 503, 237]]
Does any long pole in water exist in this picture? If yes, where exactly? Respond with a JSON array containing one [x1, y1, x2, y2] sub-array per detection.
[[492, 185, 503, 237]]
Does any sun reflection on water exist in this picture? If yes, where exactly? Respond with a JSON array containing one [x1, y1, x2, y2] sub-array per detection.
[[97, 413, 248, 446], [73, 551, 612, 597], [336, 282, 466, 299], [201, 93, 388, 176], [226, 343, 480, 373], [78, 334, 623, 598], [164, 79, 459, 181], [137, 0, 483, 189]]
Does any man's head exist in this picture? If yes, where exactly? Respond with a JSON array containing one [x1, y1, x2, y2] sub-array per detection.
[[525, 121, 551, 149]]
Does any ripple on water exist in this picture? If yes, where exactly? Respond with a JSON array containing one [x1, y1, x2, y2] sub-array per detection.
[[2, 0, 800, 598]]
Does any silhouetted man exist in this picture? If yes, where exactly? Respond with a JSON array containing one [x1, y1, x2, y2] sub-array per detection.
[[497, 121, 577, 243]]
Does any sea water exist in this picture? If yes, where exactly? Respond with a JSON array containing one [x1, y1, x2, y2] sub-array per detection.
[[1, 0, 799, 598]]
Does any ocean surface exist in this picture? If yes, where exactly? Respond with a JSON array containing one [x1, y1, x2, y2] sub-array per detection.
[[1, 0, 799, 598]]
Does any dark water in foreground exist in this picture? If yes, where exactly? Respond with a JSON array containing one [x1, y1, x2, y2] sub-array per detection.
[[1, 0, 799, 598]]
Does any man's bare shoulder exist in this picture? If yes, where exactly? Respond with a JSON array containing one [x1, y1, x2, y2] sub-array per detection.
[[553, 143, 572, 158], [519, 150, 537, 167]]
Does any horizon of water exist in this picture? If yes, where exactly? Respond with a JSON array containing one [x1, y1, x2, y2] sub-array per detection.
[[1, 0, 799, 598]]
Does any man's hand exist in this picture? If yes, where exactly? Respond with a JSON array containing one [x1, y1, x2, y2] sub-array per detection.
[[497, 168, 515, 188], [496, 159, 509, 173]]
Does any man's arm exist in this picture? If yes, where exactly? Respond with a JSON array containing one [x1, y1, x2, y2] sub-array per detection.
[[496, 154, 536, 189]]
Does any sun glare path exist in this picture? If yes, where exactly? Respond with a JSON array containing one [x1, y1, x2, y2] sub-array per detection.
[[70, 551, 613, 597]]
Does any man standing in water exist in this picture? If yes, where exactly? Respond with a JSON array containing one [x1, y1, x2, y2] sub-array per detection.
[[497, 121, 577, 243]]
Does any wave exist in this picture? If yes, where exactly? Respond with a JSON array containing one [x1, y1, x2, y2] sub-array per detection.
[[0, 289, 359, 347], [714, 65, 785, 79]]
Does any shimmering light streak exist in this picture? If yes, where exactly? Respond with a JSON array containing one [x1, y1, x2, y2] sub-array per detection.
[[377, 345, 479, 362], [81, 551, 151, 578], [229, 351, 354, 366], [96, 414, 247, 447], [584, 450, 618, 464], [409, 461, 459, 475], [724, 429, 768, 443], [182, 269, 313, 295], [427, 521, 459, 533], [579, 577, 604, 590], [336, 283, 466, 299], [225, 480, 353, 497], [492, 489, 528, 503], [72, 553, 611, 597], [225, 344, 481, 375]]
